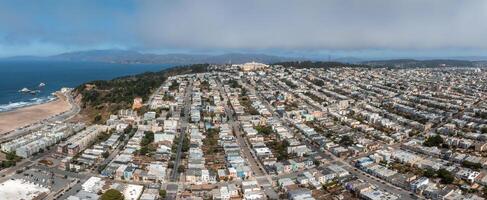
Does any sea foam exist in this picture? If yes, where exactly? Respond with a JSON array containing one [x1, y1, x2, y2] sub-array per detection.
[[0, 96, 56, 112]]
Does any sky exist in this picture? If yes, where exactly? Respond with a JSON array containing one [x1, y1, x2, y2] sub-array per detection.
[[1, 0, 487, 59]]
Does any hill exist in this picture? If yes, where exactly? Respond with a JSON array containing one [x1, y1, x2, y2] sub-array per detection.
[[7, 50, 303, 65], [74, 63, 209, 122]]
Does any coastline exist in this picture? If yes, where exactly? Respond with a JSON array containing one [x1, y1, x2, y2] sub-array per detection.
[[0, 92, 72, 135], [0, 95, 57, 113]]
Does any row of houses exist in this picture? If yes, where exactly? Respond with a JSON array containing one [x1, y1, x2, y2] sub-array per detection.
[[57, 124, 108, 156], [278, 164, 350, 192], [186, 125, 216, 184], [218, 123, 253, 180], [1, 122, 85, 158]]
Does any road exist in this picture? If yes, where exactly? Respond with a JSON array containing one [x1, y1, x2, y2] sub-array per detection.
[[98, 138, 126, 171], [146, 84, 165, 108], [0, 91, 80, 144], [170, 80, 192, 181], [217, 77, 279, 199], [166, 79, 192, 200], [0, 142, 60, 181], [244, 76, 418, 200]]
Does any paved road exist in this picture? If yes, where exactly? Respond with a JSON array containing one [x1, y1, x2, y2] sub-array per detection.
[[98, 139, 125, 172], [146, 85, 165, 108], [245, 76, 418, 200], [166, 79, 192, 200], [0, 91, 80, 143], [217, 78, 279, 199], [170, 80, 192, 181], [0, 143, 60, 181]]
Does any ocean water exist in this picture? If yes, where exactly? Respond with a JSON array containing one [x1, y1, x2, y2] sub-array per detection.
[[0, 60, 173, 112]]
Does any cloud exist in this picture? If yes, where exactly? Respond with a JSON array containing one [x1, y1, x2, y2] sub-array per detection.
[[134, 0, 487, 51], [1, 0, 487, 57], [0, 0, 135, 55]]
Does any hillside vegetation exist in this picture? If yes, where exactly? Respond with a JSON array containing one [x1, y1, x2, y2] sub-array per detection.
[[74, 64, 209, 122]]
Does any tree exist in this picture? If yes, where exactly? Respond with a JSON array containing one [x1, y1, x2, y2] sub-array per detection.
[[255, 125, 273, 136], [228, 80, 241, 88], [423, 135, 444, 147], [268, 140, 290, 161], [140, 146, 149, 155], [178, 165, 185, 173], [313, 160, 320, 167], [481, 126, 487, 134], [182, 136, 190, 152], [423, 168, 436, 178], [437, 169, 454, 184], [483, 187, 487, 198], [123, 124, 133, 135], [241, 88, 248, 96], [169, 80, 180, 91], [462, 160, 482, 170], [159, 189, 167, 198], [100, 189, 124, 200], [6, 151, 17, 161], [339, 135, 354, 147], [102, 151, 110, 158], [94, 114, 102, 123]]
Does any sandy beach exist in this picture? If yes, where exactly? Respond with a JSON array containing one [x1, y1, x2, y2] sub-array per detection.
[[0, 93, 72, 135]]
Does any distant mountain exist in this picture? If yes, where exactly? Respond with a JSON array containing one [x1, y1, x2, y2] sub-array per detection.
[[361, 59, 486, 68], [331, 57, 365, 64], [2, 49, 303, 64], [1, 55, 48, 61], [51, 49, 144, 62], [200, 53, 298, 64], [3, 49, 486, 67]]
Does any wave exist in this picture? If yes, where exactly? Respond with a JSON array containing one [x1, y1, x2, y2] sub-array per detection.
[[0, 95, 57, 112]]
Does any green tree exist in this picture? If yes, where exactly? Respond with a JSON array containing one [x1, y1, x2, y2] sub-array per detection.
[[94, 114, 102, 123], [423, 135, 444, 147], [178, 165, 185, 173], [462, 160, 482, 170], [339, 135, 354, 147], [141, 131, 155, 146], [268, 140, 290, 161], [169, 80, 180, 91], [255, 125, 273, 136], [437, 169, 454, 184], [102, 151, 110, 158], [423, 168, 436, 178], [159, 189, 167, 198], [182, 136, 190, 152], [100, 189, 124, 200], [6, 151, 17, 161]]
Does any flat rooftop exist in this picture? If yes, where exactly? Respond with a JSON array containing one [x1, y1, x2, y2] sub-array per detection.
[[0, 179, 50, 200]]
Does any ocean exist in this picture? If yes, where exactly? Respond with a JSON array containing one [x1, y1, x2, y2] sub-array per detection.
[[0, 60, 173, 112]]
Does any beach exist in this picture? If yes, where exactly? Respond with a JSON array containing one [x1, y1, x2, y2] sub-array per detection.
[[0, 93, 72, 135]]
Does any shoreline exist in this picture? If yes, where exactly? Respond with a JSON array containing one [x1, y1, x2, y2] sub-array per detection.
[[0, 95, 57, 113], [0, 92, 72, 135]]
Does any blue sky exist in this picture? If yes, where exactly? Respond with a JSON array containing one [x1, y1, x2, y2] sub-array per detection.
[[1, 0, 487, 59]]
